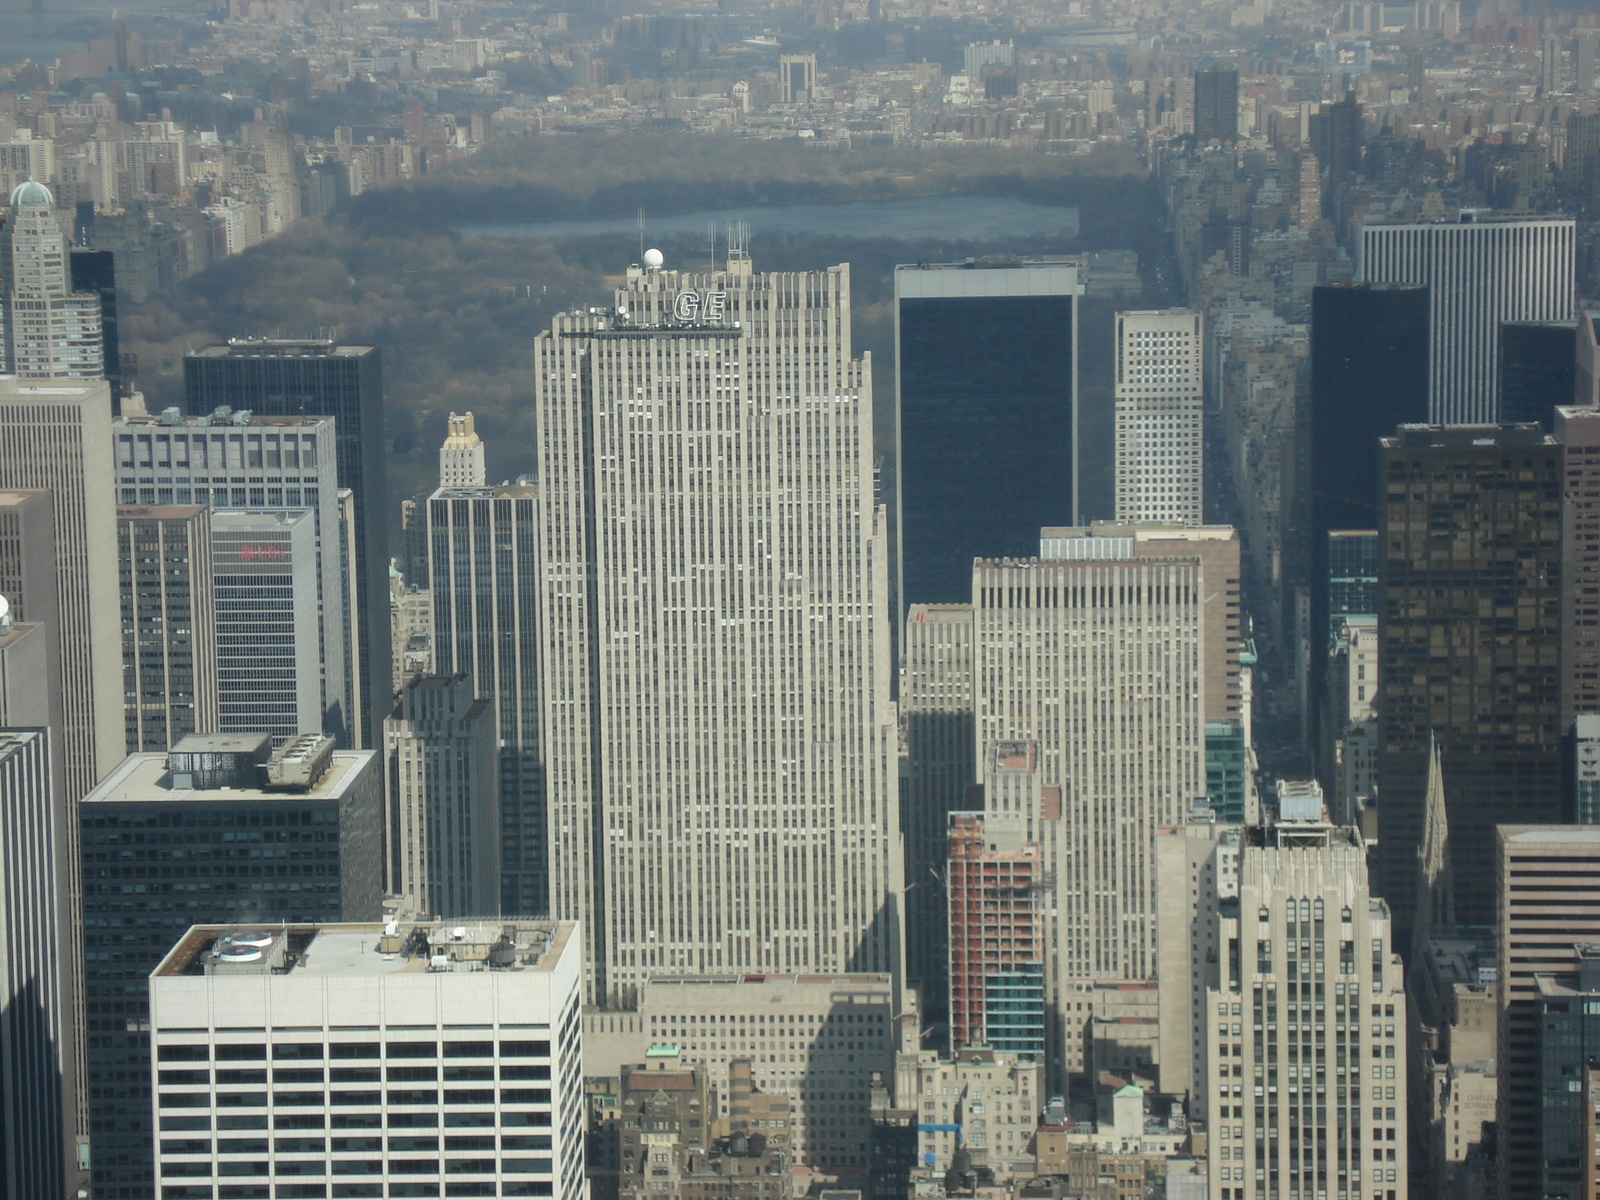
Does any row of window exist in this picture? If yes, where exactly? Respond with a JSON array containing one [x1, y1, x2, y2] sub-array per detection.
[[164, 1158, 551, 1175], [160, 1041, 550, 1061], [161, 1113, 546, 1132], [160, 1066, 550, 1084], [159, 1089, 553, 1108], [161, 1135, 550, 1151], [160, 1182, 555, 1199]]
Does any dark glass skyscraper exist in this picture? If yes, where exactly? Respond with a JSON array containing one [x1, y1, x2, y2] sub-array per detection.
[[69, 248, 120, 401], [1307, 283, 1428, 751], [1313, 91, 1364, 199], [1193, 67, 1239, 144], [184, 339, 391, 747], [1377, 425, 1563, 936], [426, 483, 544, 916], [1499, 319, 1577, 427], [895, 260, 1079, 617], [79, 735, 382, 1200], [1326, 529, 1378, 633]]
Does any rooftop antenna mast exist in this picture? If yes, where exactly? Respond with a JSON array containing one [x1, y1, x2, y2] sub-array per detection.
[[707, 218, 717, 272], [637, 208, 645, 264], [726, 219, 749, 269]]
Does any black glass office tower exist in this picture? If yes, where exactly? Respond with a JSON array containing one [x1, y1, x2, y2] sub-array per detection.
[[1499, 319, 1577, 427], [895, 260, 1079, 619], [79, 735, 382, 1200], [426, 484, 546, 917], [1307, 283, 1428, 742], [1194, 67, 1240, 144], [1326, 529, 1378, 632], [69, 248, 121, 401], [184, 339, 391, 747]]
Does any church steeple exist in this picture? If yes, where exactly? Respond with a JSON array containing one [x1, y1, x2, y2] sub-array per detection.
[[1412, 733, 1454, 960]]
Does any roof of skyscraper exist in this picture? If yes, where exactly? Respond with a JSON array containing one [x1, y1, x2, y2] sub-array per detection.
[[8, 180, 52, 207]]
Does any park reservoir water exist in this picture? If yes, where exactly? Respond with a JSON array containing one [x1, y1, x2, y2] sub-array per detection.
[[459, 194, 1080, 244]]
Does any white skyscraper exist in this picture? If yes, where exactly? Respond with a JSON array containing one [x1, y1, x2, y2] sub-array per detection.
[[1115, 309, 1204, 524], [973, 526, 1211, 1071], [1357, 214, 1575, 423], [149, 917, 584, 1200], [534, 254, 901, 1003], [210, 508, 323, 742], [0, 376, 122, 797], [1204, 789, 1408, 1200], [439, 410, 486, 487], [0, 181, 103, 380]]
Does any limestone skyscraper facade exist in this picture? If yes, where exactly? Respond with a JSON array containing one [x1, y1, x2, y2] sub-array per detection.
[[972, 526, 1212, 1069], [534, 256, 900, 1003], [0, 376, 121, 797], [439, 410, 487, 487], [1205, 804, 1409, 1200]]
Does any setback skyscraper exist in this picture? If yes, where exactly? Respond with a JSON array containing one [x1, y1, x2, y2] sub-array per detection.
[[0, 181, 104, 380], [184, 339, 390, 746], [895, 259, 1079, 615], [973, 525, 1218, 1074], [535, 255, 901, 1003], [440, 409, 487, 487], [1357, 214, 1574, 423], [1205, 801, 1409, 1200], [1378, 425, 1563, 935], [384, 673, 501, 918]]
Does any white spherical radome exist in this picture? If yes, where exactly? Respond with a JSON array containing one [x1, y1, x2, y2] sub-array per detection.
[[643, 247, 665, 269]]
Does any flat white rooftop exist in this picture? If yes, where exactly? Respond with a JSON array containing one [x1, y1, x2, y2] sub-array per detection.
[[82, 750, 373, 805]]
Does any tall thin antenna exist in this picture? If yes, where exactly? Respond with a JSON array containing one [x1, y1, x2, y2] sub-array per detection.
[[707, 218, 717, 272], [637, 208, 645, 263], [726, 219, 749, 267]]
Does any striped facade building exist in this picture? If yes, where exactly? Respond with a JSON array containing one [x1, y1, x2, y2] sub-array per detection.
[[534, 257, 901, 1005], [1357, 215, 1575, 423]]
